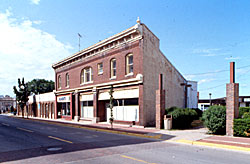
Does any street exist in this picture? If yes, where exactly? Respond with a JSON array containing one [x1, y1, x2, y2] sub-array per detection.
[[1, 115, 250, 164]]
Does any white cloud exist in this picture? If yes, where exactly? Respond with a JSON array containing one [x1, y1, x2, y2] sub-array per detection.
[[192, 48, 231, 57], [198, 78, 215, 85], [30, 0, 40, 5], [0, 10, 72, 96], [225, 56, 241, 60]]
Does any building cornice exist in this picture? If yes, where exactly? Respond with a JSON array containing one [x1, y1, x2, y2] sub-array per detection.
[[52, 23, 143, 69]]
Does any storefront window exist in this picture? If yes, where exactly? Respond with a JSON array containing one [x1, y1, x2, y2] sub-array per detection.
[[81, 101, 93, 118], [60, 102, 71, 116]]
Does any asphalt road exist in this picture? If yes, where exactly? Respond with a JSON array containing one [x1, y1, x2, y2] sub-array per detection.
[[1, 115, 250, 164]]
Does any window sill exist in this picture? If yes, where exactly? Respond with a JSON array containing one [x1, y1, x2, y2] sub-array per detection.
[[65, 86, 69, 88], [98, 73, 103, 75], [125, 73, 133, 77], [110, 76, 116, 80], [80, 81, 94, 86]]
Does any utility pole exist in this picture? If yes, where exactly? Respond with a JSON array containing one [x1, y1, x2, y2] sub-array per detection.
[[78, 33, 82, 52]]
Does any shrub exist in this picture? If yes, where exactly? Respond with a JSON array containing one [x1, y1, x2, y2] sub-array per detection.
[[192, 108, 203, 120], [234, 118, 250, 137], [242, 112, 250, 119], [167, 107, 197, 129], [202, 106, 226, 134], [239, 107, 250, 118], [165, 106, 178, 115]]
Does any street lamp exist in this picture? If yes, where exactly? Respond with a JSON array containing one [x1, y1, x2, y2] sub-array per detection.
[[209, 93, 212, 106]]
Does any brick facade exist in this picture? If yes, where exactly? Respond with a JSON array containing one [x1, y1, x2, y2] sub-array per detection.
[[49, 20, 191, 127]]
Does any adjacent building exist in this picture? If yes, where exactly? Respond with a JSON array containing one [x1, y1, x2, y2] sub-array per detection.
[[51, 19, 197, 126], [198, 96, 250, 110], [0, 95, 15, 112]]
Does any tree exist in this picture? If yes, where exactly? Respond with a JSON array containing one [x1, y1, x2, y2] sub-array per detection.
[[27, 79, 54, 95], [109, 85, 114, 129], [13, 78, 30, 118]]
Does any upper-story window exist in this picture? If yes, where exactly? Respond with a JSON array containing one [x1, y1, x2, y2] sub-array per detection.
[[66, 73, 69, 87], [98, 63, 103, 75], [110, 59, 116, 78], [126, 54, 133, 75], [58, 75, 61, 89], [81, 67, 93, 84]]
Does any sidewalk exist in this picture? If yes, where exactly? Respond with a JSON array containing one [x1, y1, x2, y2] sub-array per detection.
[[3, 113, 250, 153]]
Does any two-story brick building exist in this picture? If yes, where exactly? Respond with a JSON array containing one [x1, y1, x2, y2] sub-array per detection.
[[52, 18, 197, 126]]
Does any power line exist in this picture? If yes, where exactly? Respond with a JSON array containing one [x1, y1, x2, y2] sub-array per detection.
[[185, 64, 250, 76]]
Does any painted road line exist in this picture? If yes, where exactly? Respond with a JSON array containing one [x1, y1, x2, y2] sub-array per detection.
[[173, 139, 250, 152], [2, 123, 10, 126], [16, 127, 34, 133], [12, 117, 162, 140], [120, 155, 157, 164], [48, 136, 73, 144]]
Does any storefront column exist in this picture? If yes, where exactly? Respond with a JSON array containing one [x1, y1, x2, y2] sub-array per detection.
[[93, 87, 99, 123], [55, 95, 57, 119], [74, 90, 80, 121], [70, 93, 73, 120]]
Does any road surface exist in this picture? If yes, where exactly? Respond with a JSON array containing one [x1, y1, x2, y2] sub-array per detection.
[[0, 115, 250, 164]]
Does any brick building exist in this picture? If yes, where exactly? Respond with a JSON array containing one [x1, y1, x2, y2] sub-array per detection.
[[50, 19, 197, 126]]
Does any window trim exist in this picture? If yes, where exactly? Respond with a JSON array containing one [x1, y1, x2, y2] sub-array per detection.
[[80, 67, 93, 84], [65, 73, 69, 88], [97, 63, 103, 75], [126, 53, 133, 76], [110, 58, 116, 78], [58, 75, 61, 89]]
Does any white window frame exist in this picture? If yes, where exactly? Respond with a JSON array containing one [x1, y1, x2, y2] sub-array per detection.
[[66, 73, 69, 87], [110, 59, 116, 78], [126, 54, 133, 75], [81, 67, 93, 84], [58, 75, 61, 89], [98, 63, 103, 75]]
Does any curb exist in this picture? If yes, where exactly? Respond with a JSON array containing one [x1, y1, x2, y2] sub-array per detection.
[[10, 116, 162, 140], [170, 139, 250, 153]]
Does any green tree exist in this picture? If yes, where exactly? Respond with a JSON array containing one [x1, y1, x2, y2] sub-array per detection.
[[13, 78, 30, 118], [27, 79, 54, 95], [109, 85, 114, 129]]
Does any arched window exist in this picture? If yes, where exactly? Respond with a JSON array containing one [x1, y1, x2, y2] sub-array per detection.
[[110, 58, 116, 78], [58, 75, 61, 89], [126, 54, 133, 75], [81, 67, 93, 84], [66, 73, 69, 87]]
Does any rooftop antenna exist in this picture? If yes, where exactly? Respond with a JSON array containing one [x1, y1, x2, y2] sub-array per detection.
[[78, 33, 82, 52]]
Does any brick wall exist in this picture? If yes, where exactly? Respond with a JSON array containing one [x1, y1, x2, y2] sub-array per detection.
[[55, 40, 142, 91]]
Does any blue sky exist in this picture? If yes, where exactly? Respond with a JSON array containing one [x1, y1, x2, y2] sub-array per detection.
[[0, 0, 250, 99]]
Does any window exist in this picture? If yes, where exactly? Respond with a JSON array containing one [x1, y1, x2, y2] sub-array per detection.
[[66, 73, 69, 87], [81, 67, 93, 84], [126, 54, 133, 75], [110, 59, 116, 78], [81, 101, 93, 118], [98, 63, 103, 75], [58, 75, 61, 89]]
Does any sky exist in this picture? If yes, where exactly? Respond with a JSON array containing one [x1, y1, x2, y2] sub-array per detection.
[[0, 0, 250, 99]]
